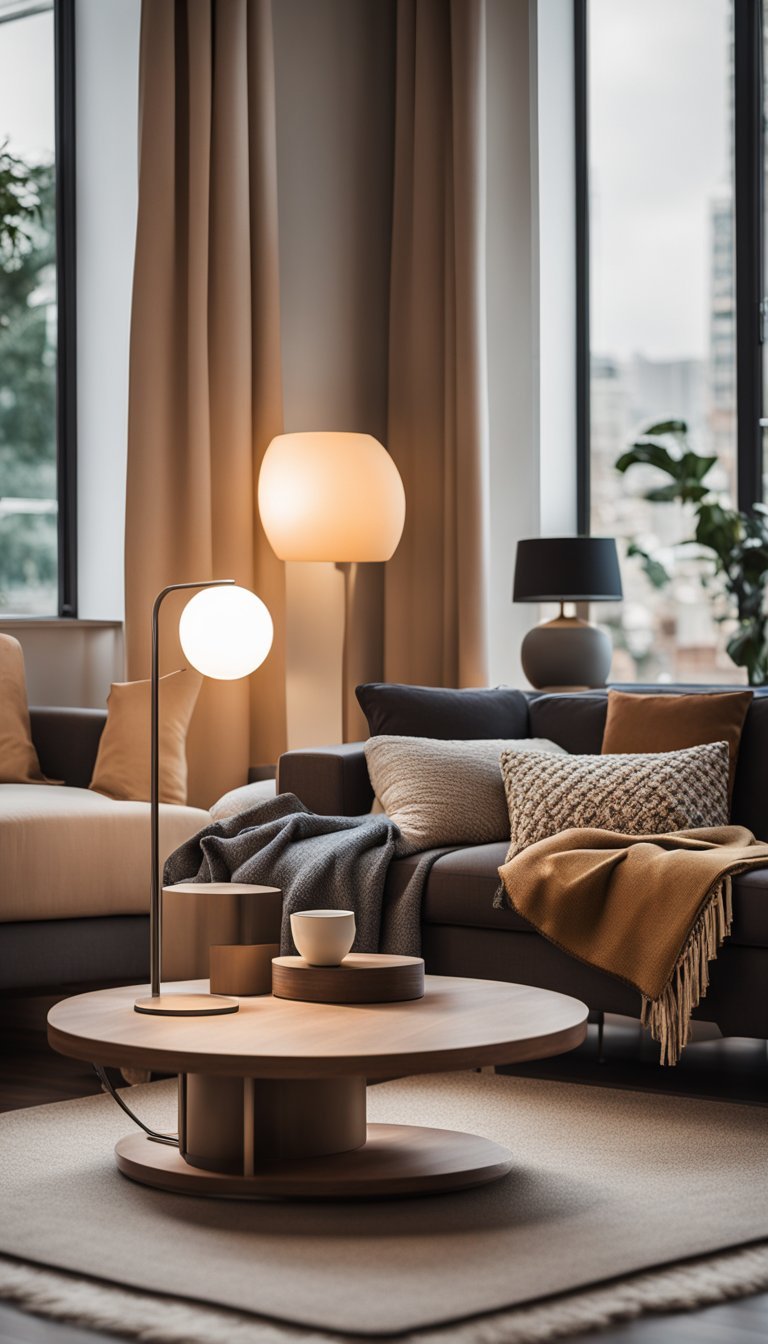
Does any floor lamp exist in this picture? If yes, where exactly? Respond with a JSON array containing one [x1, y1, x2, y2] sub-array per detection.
[[257, 432, 405, 738], [134, 580, 274, 1017]]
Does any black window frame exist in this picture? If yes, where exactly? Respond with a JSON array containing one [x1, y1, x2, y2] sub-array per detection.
[[574, 0, 764, 532], [55, 0, 77, 616]]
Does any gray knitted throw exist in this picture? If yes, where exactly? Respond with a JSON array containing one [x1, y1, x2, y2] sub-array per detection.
[[164, 793, 441, 956]]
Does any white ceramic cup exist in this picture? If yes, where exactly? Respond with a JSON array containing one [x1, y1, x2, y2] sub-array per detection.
[[290, 909, 356, 966]]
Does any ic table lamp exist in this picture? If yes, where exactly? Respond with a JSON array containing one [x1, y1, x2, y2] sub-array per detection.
[[257, 432, 405, 734], [134, 580, 273, 1017], [512, 537, 622, 690]]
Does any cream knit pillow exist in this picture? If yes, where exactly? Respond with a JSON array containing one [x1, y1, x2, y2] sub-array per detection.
[[501, 740, 730, 861], [364, 735, 566, 854]]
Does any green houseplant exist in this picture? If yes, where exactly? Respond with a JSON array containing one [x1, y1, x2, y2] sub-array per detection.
[[616, 420, 768, 686]]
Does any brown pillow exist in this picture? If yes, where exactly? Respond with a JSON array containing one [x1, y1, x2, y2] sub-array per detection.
[[0, 634, 49, 784], [89, 668, 202, 804], [601, 689, 752, 800]]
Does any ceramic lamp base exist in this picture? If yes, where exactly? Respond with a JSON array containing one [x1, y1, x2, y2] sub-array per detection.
[[134, 993, 239, 1017], [521, 615, 612, 690]]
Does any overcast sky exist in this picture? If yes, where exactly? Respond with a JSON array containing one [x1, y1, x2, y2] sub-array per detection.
[[590, 0, 731, 363], [0, 10, 54, 163]]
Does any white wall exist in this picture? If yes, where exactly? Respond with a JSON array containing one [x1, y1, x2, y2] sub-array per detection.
[[76, 0, 140, 622], [484, 0, 577, 688], [532, 0, 577, 538], [0, 619, 123, 706], [485, 0, 536, 689]]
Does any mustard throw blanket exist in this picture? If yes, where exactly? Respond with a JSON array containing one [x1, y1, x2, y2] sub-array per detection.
[[497, 826, 768, 1065]]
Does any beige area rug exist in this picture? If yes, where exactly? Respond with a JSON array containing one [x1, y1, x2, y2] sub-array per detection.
[[0, 1072, 767, 1344]]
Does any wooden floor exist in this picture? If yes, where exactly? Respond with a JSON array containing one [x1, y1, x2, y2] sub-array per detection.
[[0, 994, 766, 1344]]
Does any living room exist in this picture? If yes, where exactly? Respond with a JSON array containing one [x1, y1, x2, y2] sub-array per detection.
[[1, 0, 767, 1341]]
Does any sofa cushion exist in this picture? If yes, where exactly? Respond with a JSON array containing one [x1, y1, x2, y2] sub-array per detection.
[[0, 784, 210, 922], [356, 682, 530, 739], [417, 842, 768, 950], [364, 734, 565, 853], [528, 691, 607, 753], [420, 843, 531, 934]]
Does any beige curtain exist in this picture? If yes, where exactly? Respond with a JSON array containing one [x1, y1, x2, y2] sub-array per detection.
[[385, 0, 489, 689], [125, 0, 286, 808]]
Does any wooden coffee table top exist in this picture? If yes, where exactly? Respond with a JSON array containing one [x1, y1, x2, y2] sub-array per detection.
[[48, 976, 587, 1080]]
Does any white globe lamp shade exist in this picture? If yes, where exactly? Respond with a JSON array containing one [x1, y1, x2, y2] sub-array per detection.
[[179, 585, 273, 681], [257, 431, 406, 562]]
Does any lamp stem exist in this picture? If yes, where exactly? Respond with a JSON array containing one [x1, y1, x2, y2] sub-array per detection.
[[340, 562, 352, 742], [147, 578, 235, 1002]]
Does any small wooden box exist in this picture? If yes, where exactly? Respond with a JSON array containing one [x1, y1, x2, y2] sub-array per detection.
[[209, 943, 281, 996]]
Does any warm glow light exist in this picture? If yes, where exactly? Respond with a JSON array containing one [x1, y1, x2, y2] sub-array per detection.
[[179, 586, 273, 680], [257, 432, 406, 562]]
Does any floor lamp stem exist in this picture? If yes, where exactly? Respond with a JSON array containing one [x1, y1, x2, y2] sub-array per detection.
[[340, 562, 353, 743]]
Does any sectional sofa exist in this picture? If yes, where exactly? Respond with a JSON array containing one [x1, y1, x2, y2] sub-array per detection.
[[278, 686, 768, 1041], [7, 688, 768, 1042]]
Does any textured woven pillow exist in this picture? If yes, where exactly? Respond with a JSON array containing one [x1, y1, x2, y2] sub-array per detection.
[[500, 741, 730, 861], [364, 734, 566, 854]]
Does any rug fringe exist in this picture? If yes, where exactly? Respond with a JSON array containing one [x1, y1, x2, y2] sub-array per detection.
[[2, 1243, 768, 1344], [641, 877, 733, 1066]]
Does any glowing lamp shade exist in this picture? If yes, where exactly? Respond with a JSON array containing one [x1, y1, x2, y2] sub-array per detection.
[[179, 585, 273, 681], [258, 432, 406, 562]]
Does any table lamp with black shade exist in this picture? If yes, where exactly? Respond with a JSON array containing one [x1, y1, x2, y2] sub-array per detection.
[[512, 537, 622, 690], [134, 579, 274, 1018]]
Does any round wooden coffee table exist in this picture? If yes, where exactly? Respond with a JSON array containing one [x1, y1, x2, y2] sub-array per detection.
[[48, 976, 587, 1200]]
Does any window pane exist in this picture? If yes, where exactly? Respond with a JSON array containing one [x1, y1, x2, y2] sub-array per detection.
[[589, 0, 740, 683], [0, 5, 57, 616]]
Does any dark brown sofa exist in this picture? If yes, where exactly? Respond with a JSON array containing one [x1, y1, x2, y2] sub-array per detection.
[[278, 687, 768, 1040]]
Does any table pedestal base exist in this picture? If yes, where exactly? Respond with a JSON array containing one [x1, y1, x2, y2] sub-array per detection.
[[115, 1123, 513, 1199]]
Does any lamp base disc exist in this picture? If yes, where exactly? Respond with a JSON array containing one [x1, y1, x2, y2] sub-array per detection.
[[134, 993, 239, 1017]]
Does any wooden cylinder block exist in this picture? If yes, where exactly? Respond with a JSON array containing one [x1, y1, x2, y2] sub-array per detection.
[[209, 944, 280, 996], [180, 1073, 367, 1174]]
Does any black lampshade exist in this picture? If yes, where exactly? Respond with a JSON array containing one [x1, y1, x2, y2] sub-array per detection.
[[513, 537, 622, 603]]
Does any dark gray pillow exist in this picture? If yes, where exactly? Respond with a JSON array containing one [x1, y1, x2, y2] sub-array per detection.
[[355, 682, 530, 740]]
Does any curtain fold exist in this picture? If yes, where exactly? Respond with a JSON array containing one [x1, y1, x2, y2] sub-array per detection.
[[125, 0, 286, 808], [385, 0, 490, 689]]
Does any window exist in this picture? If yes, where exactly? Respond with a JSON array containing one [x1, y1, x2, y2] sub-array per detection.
[[576, 0, 763, 683], [0, 0, 75, 617]]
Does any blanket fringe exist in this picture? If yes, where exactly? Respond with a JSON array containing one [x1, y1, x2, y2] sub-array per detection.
[[641, 877, 733, 1066]]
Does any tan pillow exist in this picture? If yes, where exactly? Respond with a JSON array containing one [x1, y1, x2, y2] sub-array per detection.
[[364, 735, 567, 854], [501, 741, 730, 861], [0, 633, 48, 784], [601, 689, 752, 799], [89, 669, 202, 804]]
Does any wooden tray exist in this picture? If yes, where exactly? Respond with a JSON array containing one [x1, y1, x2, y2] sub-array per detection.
[[271, 954, 425, 1005]]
